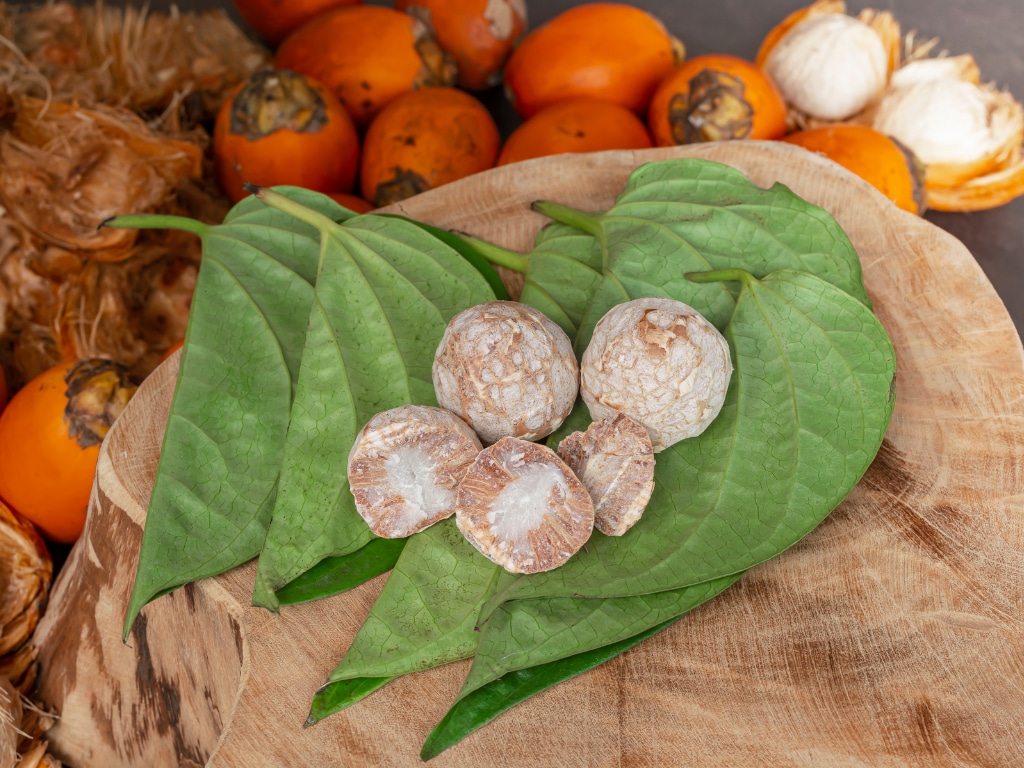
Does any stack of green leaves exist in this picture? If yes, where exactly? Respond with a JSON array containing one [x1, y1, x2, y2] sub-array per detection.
[[115, 159, 896, 760]]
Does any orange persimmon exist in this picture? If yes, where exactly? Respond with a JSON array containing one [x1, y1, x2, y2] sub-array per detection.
[[213, 69, 360, 204], [395, 0, 528, 90], [327, 193, 375, 213], [498, 99, 652, 166], [232, 0, 363, 45], [782, 124, 924, 214], [274, 5, 457, 129], [360, 87, 499, 207], [503, 3, 683, 119], [0, 368, 6, 412], [0, 360, 138, 543], [648, 54, 787, 146]]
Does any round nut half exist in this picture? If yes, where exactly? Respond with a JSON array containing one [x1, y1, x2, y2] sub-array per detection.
[[580, 297, 733, 452], [455, 437, 594, 574], [432, 300, 579, 444], [348, 404, 482, 538], [557, 413, 655, 537]]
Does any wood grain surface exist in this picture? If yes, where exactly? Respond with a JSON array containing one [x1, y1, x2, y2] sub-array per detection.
[[32, 142, 1024, 767]]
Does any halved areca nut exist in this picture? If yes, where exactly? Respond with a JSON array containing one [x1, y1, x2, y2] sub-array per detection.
[[557, 414, 655, 537], [348, 405, 482, 539], [456, 437, 594, 574]]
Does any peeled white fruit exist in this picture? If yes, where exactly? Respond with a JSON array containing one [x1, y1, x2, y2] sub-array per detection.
[[763, 12, 887, 121]]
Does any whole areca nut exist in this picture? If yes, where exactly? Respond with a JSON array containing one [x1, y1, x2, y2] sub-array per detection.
[[455, 437, 594, 574], [432, 301, 578, 444], [347, 404, 482, 538], [580, 297, 733, 452]]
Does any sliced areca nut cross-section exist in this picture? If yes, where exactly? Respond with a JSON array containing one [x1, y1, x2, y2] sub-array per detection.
[[557, 413, 656, 537], [456, 438, 594, 574], [348, 405, 483, 539]]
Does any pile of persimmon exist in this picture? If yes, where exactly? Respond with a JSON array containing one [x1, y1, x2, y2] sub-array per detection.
[[218, 1, 927, 215]]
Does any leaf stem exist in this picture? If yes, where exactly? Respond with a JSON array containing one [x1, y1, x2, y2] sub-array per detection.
[[101, 213, 209, 237], [531, 200, 603, 239], [457, 233, 530, 275], [685, 268, 754, 287], [247, 184, 338, 234]]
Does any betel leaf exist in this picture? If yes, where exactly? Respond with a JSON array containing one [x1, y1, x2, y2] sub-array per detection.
[[420, 619, 678, 761], [481, 267, 896, 614], [275, 537, 406, 606], [515, 222, 605, 339], [422, 573, 741, 760], [307, 676, 394, 728], [309, 520, 501, 724], [375, 214, 511, 302], [249, 191, 497, 609], [520, 158, 870, 352], [113, 189, 358, 637]]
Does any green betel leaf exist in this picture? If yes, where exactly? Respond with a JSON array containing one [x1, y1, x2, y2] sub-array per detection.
[[515, 223, 605, 339], [275, 537, 407, 606], [116, 189, 356, 637], [375, 214, 511, 302], [309, 520, 501, 724], [521, 158, 869, 352], [422, 573, 741, 760], [248, 191, 496, 609], [482, 268, 896, 613]]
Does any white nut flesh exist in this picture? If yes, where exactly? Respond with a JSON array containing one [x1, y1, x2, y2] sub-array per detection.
[[873, 60, 1018, 166], [580, 297, 733, 452], [432, 301, 579, 444], [456, 437, 594, 574], [557, 413, 656, 537], [763, 13, 888, 121], [348, 404, 482, 538]]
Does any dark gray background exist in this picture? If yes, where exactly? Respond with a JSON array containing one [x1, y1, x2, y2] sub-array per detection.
[[39, 1, 1024, 334]]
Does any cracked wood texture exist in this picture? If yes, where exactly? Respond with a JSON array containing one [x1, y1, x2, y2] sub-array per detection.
[[32, 143, 1024, 767]]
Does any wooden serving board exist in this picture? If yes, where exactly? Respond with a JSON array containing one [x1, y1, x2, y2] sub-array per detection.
[[32, 143, 1024, 767]]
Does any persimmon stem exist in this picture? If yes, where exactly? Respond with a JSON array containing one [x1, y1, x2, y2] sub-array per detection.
[[531, 200, 603, 239], [101, 214, 209, 237], [457, 234, 530, 274]]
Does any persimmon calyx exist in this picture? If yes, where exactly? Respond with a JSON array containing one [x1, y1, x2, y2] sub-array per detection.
[[230, 69, 329, 139], [64, 359, 139, 448]]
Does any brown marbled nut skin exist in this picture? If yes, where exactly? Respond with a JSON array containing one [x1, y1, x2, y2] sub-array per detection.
[[580, 297, 733, 452], [557, 413, 655, 536], [432, 301, 578, 444], [455, 437, 594, 574], [347, 404, 482, 538]]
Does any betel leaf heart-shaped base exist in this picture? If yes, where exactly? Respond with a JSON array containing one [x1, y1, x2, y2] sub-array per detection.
[[33, 143, 1024, 768]]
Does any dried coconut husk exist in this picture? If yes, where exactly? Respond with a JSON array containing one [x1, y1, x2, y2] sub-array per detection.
[[0, 501, 51, 660], [0, 1, 267, 127], [0, 502, 58, 767], [0, 95, 202, 257], [55, 227, 200, 381], [0, 673, 60, 768], [0, 675, 20, 768], [0, 182, 213, 389]]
